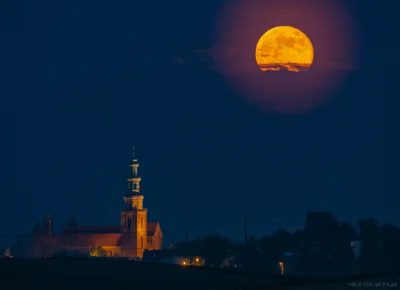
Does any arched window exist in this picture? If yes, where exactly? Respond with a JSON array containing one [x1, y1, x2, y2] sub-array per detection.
[[127, 216, 132, 229]]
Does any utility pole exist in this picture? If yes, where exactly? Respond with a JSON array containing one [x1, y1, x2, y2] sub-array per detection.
[[185, 233, 190, 263], [244, 218, 247, 246]]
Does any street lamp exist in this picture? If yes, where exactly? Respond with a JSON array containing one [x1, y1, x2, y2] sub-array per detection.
[[279, 261, 284, 275]]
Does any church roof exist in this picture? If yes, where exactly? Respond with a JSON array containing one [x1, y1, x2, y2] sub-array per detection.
[[62, 226, 121, 234], [147, 222, 161, 236], [60, 233, 121, 247]]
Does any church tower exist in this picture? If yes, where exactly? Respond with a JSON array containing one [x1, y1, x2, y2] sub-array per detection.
[[120, 147, 147, 258]]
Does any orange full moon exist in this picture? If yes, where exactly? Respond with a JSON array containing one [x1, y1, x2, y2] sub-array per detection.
[[255, 26, 314, 72]]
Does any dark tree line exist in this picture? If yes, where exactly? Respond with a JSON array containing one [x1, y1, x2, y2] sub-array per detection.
[[172, 218, 400, 277]]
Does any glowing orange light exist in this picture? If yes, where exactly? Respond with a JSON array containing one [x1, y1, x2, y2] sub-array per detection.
[[255, 26, 314, 72], [279, 261, 284, 275]]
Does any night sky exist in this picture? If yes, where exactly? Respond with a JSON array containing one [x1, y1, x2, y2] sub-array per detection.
[[1, 0, 394, 247]]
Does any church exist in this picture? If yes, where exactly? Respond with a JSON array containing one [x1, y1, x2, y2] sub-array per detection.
[[11, 154, 163, 259]]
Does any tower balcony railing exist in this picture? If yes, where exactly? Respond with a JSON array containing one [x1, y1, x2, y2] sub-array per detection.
[[122, 207, 147, 212]]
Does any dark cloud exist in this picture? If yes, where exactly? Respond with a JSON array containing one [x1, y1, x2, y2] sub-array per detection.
[[175, 46, 360, 74]]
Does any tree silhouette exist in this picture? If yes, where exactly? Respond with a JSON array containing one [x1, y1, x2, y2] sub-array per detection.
[[194, 234, 233, 267], [327, 223, 357, 277], [233, 236, 262, 271], [379, 223, 400, 273], [174, 234, 233, 267], [258, 229, 303, 274], [259, 229, 302, 261], [170, 215, 400, 276], [357, 218, 381, 274]]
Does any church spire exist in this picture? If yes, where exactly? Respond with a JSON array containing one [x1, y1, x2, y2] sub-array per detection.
[[127, 146, 141, 195], [121, 147, 148, 259]]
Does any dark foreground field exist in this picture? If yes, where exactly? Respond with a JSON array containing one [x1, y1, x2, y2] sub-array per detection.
[[0, 259, 398, 290]]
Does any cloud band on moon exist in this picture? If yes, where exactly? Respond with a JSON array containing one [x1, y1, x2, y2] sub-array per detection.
[[255, 26, 314, 72]]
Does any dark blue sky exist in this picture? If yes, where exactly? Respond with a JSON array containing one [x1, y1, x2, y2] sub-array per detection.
[[1, 0, 393, 247]]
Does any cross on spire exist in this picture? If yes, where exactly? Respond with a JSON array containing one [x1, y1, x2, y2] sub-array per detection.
[[132, 145, 135, 157]]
